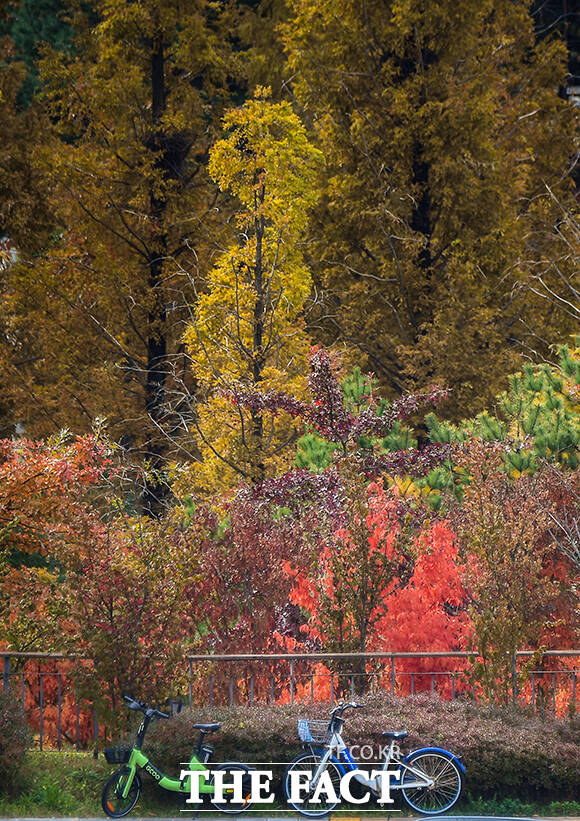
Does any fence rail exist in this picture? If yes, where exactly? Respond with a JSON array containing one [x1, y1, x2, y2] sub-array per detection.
[[2, 649, 579, 750]]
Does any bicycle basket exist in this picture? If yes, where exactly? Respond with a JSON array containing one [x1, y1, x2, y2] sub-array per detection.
[[297, 719, 331, 745], [104, 746, 132, 765]]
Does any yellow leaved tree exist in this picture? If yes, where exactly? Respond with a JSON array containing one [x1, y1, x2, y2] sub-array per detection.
[[181, 90, 322, 497], [283, 0, 578, 418]]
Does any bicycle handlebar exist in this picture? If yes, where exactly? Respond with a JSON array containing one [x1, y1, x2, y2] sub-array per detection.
[[122, 694, 170, 719], [330, 701, 365, 717]]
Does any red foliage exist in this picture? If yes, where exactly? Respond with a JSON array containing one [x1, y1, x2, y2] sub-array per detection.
[[191, 500, 298, 654], [280, 479, 471, 696], [0, 434, 112, 558], [372, 520, 471, 695]]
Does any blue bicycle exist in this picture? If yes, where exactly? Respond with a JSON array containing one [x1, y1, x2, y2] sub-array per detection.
[[283, 701, 464, 816]]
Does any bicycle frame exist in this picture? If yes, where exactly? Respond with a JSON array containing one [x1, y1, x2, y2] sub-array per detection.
[[118, 748, 215, 799], [117, 716, 216, 801], [308, 733, 435, 794]]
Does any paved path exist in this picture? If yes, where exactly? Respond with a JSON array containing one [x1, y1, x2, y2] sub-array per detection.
[[2, 816, 579, 820]]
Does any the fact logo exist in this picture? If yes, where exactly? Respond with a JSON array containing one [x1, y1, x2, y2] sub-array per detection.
[[179, 766, 401, 808]]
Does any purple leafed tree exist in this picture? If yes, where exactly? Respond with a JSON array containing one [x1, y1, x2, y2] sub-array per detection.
[[226, 348, 451, 512]]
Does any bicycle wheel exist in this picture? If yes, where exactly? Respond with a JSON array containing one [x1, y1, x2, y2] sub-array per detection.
[[101, 769, 142, 818], [210, 763, 253, 814], [400, 751, 462, 814], [283, 751, 343, 818]]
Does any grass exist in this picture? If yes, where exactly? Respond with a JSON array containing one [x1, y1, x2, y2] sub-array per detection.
[[0, 750, 181, 817], [1, 750, 580, 817], [458, 793, 580, 817]]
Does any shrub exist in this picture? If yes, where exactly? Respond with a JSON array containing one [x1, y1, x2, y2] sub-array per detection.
[[0, 686, 32, 794], [145, 694, 580, 801]]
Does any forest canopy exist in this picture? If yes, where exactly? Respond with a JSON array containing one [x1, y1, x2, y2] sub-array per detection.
[[0, 0, 578, 724]]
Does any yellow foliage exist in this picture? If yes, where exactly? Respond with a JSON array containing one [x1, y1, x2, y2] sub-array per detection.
[[182, 92, 322, 498], [283, 0, 578, 418]]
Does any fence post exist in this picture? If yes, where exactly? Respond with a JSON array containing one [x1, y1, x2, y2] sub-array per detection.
[[39, 675, 44, 751], [2, 656, 9, 691], [511, 654, 518, 704], [390, 656, 395, 697], [57, 675, 62, 751], [290, 660, 295, 705], [188, 659, 193, 709]]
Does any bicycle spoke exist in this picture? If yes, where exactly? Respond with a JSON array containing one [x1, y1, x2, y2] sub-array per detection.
[[401, 753, 462, 814], [284, 753, 342, 817]]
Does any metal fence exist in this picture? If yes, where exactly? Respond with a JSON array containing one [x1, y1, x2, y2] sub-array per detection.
[[183, 650, 580, 713], [2, 649, 579, 750]]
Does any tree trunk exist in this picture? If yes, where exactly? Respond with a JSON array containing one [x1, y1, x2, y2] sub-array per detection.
[[143, 33, 169, 516], [251, 185, 266, 482]]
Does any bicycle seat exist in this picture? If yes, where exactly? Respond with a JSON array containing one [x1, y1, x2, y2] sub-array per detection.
[[193, 722, 221, 733], [382, 731, 408, 740]]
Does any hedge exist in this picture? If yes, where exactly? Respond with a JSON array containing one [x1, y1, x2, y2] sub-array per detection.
[[0, 685, 32, 794], [145, 693, 580, 801]]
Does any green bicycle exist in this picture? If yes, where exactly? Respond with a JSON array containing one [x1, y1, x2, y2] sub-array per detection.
[[101, 695, 253, 818]]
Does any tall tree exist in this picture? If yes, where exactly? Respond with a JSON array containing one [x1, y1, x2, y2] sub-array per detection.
[[283, 0, 578, 417], [179, 90, 322, 497], [1, 0, 242, 510], [0, 32, 56, 434]]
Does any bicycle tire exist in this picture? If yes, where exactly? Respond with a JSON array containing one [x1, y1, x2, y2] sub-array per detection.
[[210, 762, 253, 814], [101, 768, 142, 818], [400, 751, 462, 815], [283, 750, 343, 818]]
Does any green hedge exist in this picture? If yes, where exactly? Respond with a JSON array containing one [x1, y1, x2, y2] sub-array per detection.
[[145, 694, 580, 801], [0, 686, 31, 794]]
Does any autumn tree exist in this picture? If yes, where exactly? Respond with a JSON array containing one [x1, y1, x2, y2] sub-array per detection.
[[546, 467, 580, 574], [453, 441, 562, 702], [0, 33, 57, 433], [287, 477, 416, 657], [191, 499, 302, 656], [0, 433, 112, 653], [0, 0, 247, 510], [59, 513, 199, 727], [286, 495, 469, 694], [227, 348, 454, 680], [179, 90, 322, 497], [0, 39, 52, 250], [283, 0, 578, 417], [0, 432, 201, 729]]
